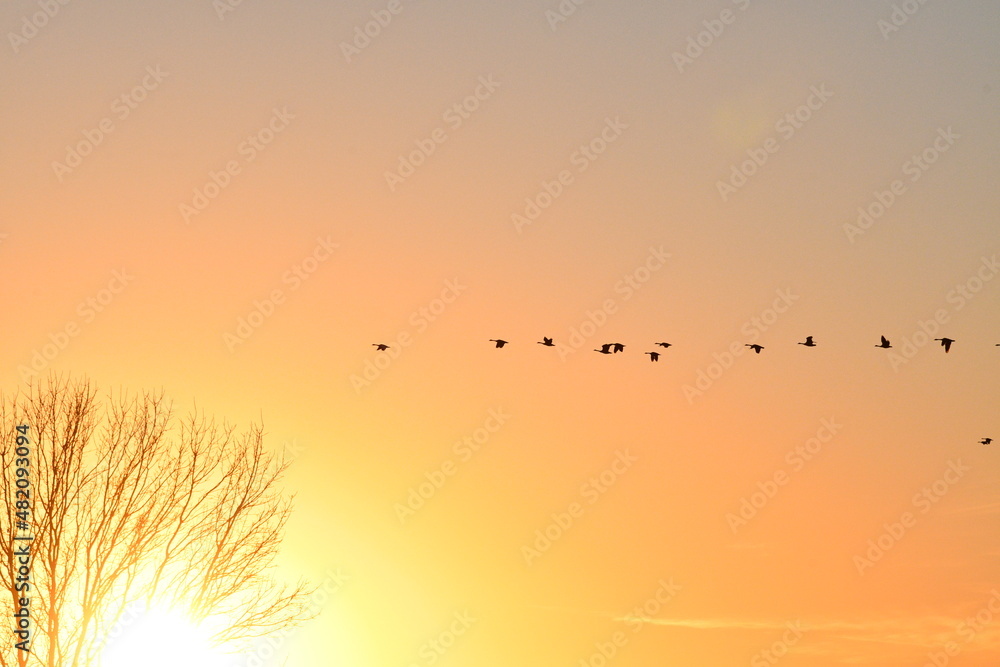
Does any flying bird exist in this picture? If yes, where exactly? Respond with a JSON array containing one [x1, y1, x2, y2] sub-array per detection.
[[981, 438, 993, 445], [654, 342, 672, 348], [876, 335, 892, 349], [489, 339, 508, 348], [372, 343, 389, 351], [538, 337, 555, 346], [595, 344, 613, 354], [934, 337, 955, 353], [612, 343, 625, 353], [745, 344, 764, 354], [645, 352, 660, 362], [798, 336, 816, 347]]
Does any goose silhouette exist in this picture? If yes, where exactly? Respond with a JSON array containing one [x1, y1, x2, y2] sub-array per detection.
[[876, 335, 892, 349], [981, 438, 993, 445], [372, 343, 389, 351], [935, 337, 955, 353], [745, 344, 764, 354], [489, 339, 508, 348], [595, 344, 613, 354], [646, 352, 660, 362], [612, 343, 625, 353], [654, 342, 672, 348], [798, 336, 816, 347], [538, 337, 555, 346]]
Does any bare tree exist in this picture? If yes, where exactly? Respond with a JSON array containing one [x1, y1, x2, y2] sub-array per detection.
[[0, 376, 312, 667]]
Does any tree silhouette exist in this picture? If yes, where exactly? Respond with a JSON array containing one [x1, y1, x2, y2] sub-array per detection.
[[0, 376, 312, 666]]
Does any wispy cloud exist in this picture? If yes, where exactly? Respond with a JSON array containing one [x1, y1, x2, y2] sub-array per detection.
[[613, 616, 792, 631], [937, 500, 1000, 517], [614, 611, 1000, 661], [727, 541, 769, 551]]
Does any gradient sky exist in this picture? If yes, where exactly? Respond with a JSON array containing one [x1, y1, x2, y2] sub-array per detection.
[[2, 0, 999, 665]]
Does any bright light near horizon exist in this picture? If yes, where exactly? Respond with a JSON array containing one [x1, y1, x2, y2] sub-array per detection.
[[102, 607, 227, 667]]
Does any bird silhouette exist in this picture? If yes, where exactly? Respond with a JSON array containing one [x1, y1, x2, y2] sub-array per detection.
[[372, 343, 389, 351], [489, 339, 508, 348], [595, 344, 613, 354], [538, 337, 555, 346], [745, 344, 764, 354], [935, 337, 955, 353], [646, 352, 660, 362], [981, 438, 993, 445], [612, 343, 625, 353], [654, 342, 672, 348], [798, 336, 816, 347], [876, 335, 892, 349]]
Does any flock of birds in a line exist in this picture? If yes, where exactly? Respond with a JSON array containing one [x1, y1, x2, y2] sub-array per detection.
[[371, 337, 996, 445], [374, 335, 994, 360]]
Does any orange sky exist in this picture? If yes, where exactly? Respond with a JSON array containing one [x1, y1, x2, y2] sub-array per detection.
[[2, 1, 999, 665]]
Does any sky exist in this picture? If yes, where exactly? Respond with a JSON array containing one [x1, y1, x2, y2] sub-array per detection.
[[2, 0, 999, 665]]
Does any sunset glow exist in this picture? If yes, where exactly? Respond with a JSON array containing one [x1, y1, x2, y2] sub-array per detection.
[[102, 609, 223, 667], [2, 1, 998, 665]]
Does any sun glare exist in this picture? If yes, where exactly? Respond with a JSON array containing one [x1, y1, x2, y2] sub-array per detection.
[[102, 607, 227, 667]]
